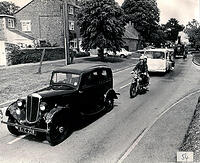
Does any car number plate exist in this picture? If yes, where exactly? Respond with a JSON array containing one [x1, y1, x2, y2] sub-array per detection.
[[18, 127, 36, 136]]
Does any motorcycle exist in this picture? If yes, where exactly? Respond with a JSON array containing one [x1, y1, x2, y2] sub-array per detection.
[[129, 71, 149, 98]]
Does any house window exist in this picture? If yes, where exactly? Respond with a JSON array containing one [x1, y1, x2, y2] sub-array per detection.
[[69, 20, 74, 30], [69, 6, 74, 15], [70, 39, 77, 48], [8, 19, 15, 28], [20, 20, 31, 32]]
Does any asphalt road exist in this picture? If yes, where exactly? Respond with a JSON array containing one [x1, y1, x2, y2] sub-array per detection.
[[0, 56, 200, 163]]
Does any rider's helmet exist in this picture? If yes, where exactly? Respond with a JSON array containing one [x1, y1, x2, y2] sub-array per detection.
[[139, 55, 144, 60], [143, 56, 147, 62]]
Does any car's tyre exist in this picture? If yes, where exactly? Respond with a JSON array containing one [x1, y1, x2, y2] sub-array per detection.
[[7, 117, 23, 136], [105, 98, 114, 112], [46, 112, 71, 146], [105, 53, 109, 57], [120, 54, 126, 58], [130, 83, 137, 98]]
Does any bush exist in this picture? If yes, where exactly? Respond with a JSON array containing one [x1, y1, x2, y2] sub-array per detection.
[[7, 48, 90, 65], [7, 48, 65, 65]]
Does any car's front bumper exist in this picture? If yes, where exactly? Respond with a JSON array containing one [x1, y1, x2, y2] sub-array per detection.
[[0, 109, 48, 134], [148, 69, 166, 72], [1, 120, 49, 133]]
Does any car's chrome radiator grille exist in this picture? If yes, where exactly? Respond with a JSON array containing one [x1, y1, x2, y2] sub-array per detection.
[[26, 95, 40, 123]]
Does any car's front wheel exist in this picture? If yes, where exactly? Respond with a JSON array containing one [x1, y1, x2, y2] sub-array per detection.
[[46, 113, 71, 146], [120, 54, 126, 58], [7, 116, 23, 136]]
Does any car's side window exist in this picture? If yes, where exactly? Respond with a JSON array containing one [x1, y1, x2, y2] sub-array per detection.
[[97, 69, 108, 84], [81, 71, 98, 88], [80, 69, 112, 89]]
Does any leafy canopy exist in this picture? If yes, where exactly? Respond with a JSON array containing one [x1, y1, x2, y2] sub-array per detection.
[[77, 0, 126, 56], [184, 19, 200, 48], [122, 0, 160, 42], [163, 18, 184, 43], [0, 1, 19, 15]]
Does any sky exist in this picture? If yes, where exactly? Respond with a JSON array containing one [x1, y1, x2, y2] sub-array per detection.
[[1, 0, 199, 25]]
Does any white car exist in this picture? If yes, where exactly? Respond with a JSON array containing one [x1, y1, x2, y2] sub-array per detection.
[[105, 48, 132, 58]]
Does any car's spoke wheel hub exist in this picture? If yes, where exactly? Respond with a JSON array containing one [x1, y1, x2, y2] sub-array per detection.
[[58, 126, 64, 133]]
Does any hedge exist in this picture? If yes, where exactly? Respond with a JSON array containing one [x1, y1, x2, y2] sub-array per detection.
[[7, 48, 90, 65]]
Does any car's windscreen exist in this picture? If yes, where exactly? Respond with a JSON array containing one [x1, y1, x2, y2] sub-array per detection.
[[52, 72, 80, 87], [145, 51, 165, 59]]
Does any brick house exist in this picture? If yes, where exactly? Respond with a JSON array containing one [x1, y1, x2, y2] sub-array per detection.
[[14, 0, 80, 48]]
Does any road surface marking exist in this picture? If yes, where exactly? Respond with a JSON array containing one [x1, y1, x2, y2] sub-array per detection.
[[7, 135, 27, 145], [120, 82, 131, 90], [114, 67, 133, 75], [117, 89, 200, 163]]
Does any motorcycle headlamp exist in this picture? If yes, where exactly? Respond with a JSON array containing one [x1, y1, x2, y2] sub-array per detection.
[[40, 102, 47, 111]]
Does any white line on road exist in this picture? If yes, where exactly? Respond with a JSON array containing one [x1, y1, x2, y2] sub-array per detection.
[[117, 89, 200, 163], [7, 135, 27, 145], [120, 82, 131, 90], [114, 67, 133, 75]]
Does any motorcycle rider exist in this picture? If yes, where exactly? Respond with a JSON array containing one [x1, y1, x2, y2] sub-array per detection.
[[132, 55, 150, 88]]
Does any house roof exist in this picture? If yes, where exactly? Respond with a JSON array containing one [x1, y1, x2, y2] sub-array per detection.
[[15, 0, 80, 14], [123, 23, 139, 40], [123, 30, 138, 40], [14, 0, 34, 14], [8, 29, 35, 40]]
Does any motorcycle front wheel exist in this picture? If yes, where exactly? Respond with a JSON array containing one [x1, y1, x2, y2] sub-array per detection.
[[130, 83, 137, 98]]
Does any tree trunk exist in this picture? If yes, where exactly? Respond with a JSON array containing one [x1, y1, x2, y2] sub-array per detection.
[[37, 48, 45, 74], [98, 48, 104, 61]]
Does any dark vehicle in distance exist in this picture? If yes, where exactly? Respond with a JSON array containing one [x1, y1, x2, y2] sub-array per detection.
[[0, 63, 118, 145], [174, 36, 187, 59]]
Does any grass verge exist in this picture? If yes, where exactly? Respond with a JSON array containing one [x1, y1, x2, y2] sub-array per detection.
[[179, 103, 200, 161], [192, 53, 200, 66]]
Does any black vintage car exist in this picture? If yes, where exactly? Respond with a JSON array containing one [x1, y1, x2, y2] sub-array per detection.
[[0, 63, 118, 145]]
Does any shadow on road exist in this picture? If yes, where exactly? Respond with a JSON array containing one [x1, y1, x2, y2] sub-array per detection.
[[149, 72, 166, 77], [22, 105, 118, 146], [83, 56, 124, 63]]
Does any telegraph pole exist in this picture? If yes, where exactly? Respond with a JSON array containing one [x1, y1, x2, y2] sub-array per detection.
[[63, 0, 70, 65]]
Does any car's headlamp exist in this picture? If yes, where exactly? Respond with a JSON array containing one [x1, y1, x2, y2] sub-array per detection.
[[40, 102, 47, 111], [17, 100, 23, 107]]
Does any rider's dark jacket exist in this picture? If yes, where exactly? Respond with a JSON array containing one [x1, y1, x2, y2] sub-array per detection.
[[133, 61, 148, 73]]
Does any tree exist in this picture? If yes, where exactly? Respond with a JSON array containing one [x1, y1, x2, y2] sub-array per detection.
[[77, 0, 126, 59], [163, 18, 184, 43], [122, 0, 160, 42], [149, 27, 166, 47], [0, 1, 20, 15], [184, 19, 200, 48]]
